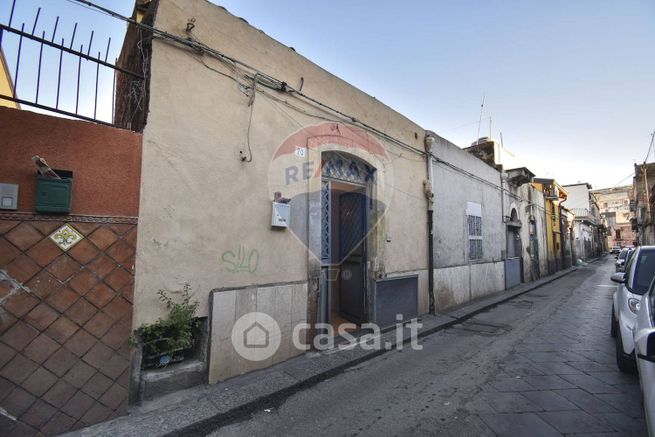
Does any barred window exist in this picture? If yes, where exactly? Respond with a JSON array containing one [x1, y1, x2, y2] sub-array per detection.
[[467, 202, 483, 260]]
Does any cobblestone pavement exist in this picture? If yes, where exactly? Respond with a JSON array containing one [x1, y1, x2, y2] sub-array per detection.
[[210, 258, 647, 437], [465, 258, 647, 437]]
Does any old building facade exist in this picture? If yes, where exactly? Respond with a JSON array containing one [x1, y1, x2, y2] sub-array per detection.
[[532, 179, 568, 273], [0, 0, 605, 434], [592, 185, 635, 248], [632, 163, 655, 246], [116, 0, 567, 385], [562, 183, 605, 260]]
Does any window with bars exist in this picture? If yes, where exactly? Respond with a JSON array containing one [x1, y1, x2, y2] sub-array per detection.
[[468, 212, 483, 260]]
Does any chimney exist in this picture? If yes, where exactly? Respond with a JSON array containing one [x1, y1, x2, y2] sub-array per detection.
[[463, 137, 502, 171]]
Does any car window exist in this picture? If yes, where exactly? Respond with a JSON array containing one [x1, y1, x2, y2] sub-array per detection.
[[625, 255, 635, 284], [631, 250, 655, 295], [619, 250, 628, 260]]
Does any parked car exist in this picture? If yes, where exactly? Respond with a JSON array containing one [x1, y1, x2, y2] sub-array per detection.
[[610, 246, 622, 255], [633, 275, 655, 436], [615, 247, 635, 272], [611, 246, 655, 372]]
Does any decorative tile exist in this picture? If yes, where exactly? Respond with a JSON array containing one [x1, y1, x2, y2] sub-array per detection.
[[49, 224, 84, 251]]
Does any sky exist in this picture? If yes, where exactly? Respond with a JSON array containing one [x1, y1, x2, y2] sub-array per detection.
[[2, 0, 654, 189]]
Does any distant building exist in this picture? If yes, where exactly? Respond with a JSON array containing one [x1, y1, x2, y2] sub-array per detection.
[[0, 48, 19, 109], [562, 183, 606, 259], [592, 185, 635, 248], [532, 179, 568, 273], [632, 163, 655, 245]]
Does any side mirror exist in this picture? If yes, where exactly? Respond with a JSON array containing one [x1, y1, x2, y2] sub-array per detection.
[[610, 273, 625, 283], [634, 328, 655, 362]]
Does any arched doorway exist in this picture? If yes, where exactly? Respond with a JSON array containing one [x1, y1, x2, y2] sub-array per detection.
[[320, 151, 375, 328], [505, 208, 523, 288]]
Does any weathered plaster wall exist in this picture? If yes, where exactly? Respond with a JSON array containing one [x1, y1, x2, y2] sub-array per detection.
[[533, 189, 549, 277], [431, 136, 504, 267], [0, 108, 142, 216], [429, 135, 505, 308], [470, 261, 505, 299], [135, 0, 429, 327], [434, 265, 470, 308], [562, 184, 591, 211], [505, 183, 548, 282]]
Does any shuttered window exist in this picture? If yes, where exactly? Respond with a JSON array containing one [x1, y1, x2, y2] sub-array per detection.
[[467, 202, 483, 260]]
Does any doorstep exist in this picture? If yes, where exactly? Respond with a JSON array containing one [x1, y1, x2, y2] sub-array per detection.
[[65, 266, 578, 437]]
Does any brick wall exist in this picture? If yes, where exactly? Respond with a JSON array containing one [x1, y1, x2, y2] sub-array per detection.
[[0, 216, 136, 436]]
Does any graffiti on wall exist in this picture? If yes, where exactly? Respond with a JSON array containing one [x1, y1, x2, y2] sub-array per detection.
[[222, 246, 259, 273]]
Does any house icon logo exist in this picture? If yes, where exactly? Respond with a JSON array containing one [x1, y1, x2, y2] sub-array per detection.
[[232, 312, 281, 361], [243, 321, 269, 348]]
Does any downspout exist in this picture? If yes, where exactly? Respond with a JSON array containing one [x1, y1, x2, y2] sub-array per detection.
[[424, 132, 436, 315], [500, 172, 506, 257]]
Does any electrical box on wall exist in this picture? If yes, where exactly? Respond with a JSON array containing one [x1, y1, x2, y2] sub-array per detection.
[[0, 183, 18, 210], [271, 202, 290, 228]]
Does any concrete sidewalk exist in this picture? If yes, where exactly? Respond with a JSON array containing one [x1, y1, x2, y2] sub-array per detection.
[[67, 266, 581, 437]]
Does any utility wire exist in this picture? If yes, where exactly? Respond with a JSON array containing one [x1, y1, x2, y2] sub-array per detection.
[[612, 172, 635, 188], [644, 131, 655, 163], [68, 0, 426, 158], [431, 154, 551, 213], [68, 0, 569, 215]]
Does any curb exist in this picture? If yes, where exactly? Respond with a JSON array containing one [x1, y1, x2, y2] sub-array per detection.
[[165, 266, 581, 436]]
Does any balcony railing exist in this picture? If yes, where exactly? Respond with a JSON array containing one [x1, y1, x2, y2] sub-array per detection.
[[571, 208, 598, 225]]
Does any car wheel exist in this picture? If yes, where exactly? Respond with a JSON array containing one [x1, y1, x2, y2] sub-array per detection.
[[610, 305, 617, 338], [616, 331, 636, 373]]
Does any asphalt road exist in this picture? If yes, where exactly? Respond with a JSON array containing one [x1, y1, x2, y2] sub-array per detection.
[[211, 257, 647, 437]]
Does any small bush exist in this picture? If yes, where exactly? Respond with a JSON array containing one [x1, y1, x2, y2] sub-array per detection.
[[132, 283, 200, 358]]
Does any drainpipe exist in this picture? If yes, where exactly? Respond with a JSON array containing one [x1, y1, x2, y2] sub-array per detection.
[[500, 172, 506, 258], [424, 132, 436, 315]]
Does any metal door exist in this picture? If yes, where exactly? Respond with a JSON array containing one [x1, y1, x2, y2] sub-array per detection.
[[319, 180, 331, 324], [505, 226, 523, 288], [338, 191, 367, 323]]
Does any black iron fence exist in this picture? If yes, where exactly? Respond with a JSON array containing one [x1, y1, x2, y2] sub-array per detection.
[[0, 0, 145, 128]]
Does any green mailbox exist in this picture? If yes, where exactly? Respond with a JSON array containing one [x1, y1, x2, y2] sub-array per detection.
[[35, 169, 73, 213]]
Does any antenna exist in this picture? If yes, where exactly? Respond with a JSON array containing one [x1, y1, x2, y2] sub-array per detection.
[[476, 93, 485, 141], [645, 130, 655, 163]]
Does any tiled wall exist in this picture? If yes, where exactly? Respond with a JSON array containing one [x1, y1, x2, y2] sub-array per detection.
[[0, 216, 136, 436]]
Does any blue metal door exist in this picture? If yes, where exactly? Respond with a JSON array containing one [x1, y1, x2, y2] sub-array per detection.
[[338, 191, 367, 323]]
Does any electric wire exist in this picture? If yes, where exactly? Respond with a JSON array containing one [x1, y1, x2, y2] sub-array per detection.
[[68, 0, 426, 159], [69, 0, 593, 218], [644, 131, 655, 163]]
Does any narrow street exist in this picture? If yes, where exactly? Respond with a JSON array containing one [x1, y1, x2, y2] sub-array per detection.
[[211, 258, 646, 437]]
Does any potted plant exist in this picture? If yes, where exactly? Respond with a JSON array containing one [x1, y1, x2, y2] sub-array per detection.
[[131, 283, 201, 369]]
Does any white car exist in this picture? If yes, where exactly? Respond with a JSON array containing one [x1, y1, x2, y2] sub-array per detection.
[[633, 275, 655, 436], [615, 247, 634, 272], [611, 246, 655, 372]]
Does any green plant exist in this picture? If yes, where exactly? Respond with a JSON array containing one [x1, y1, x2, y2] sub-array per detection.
[[132, 283, 200, 358]]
